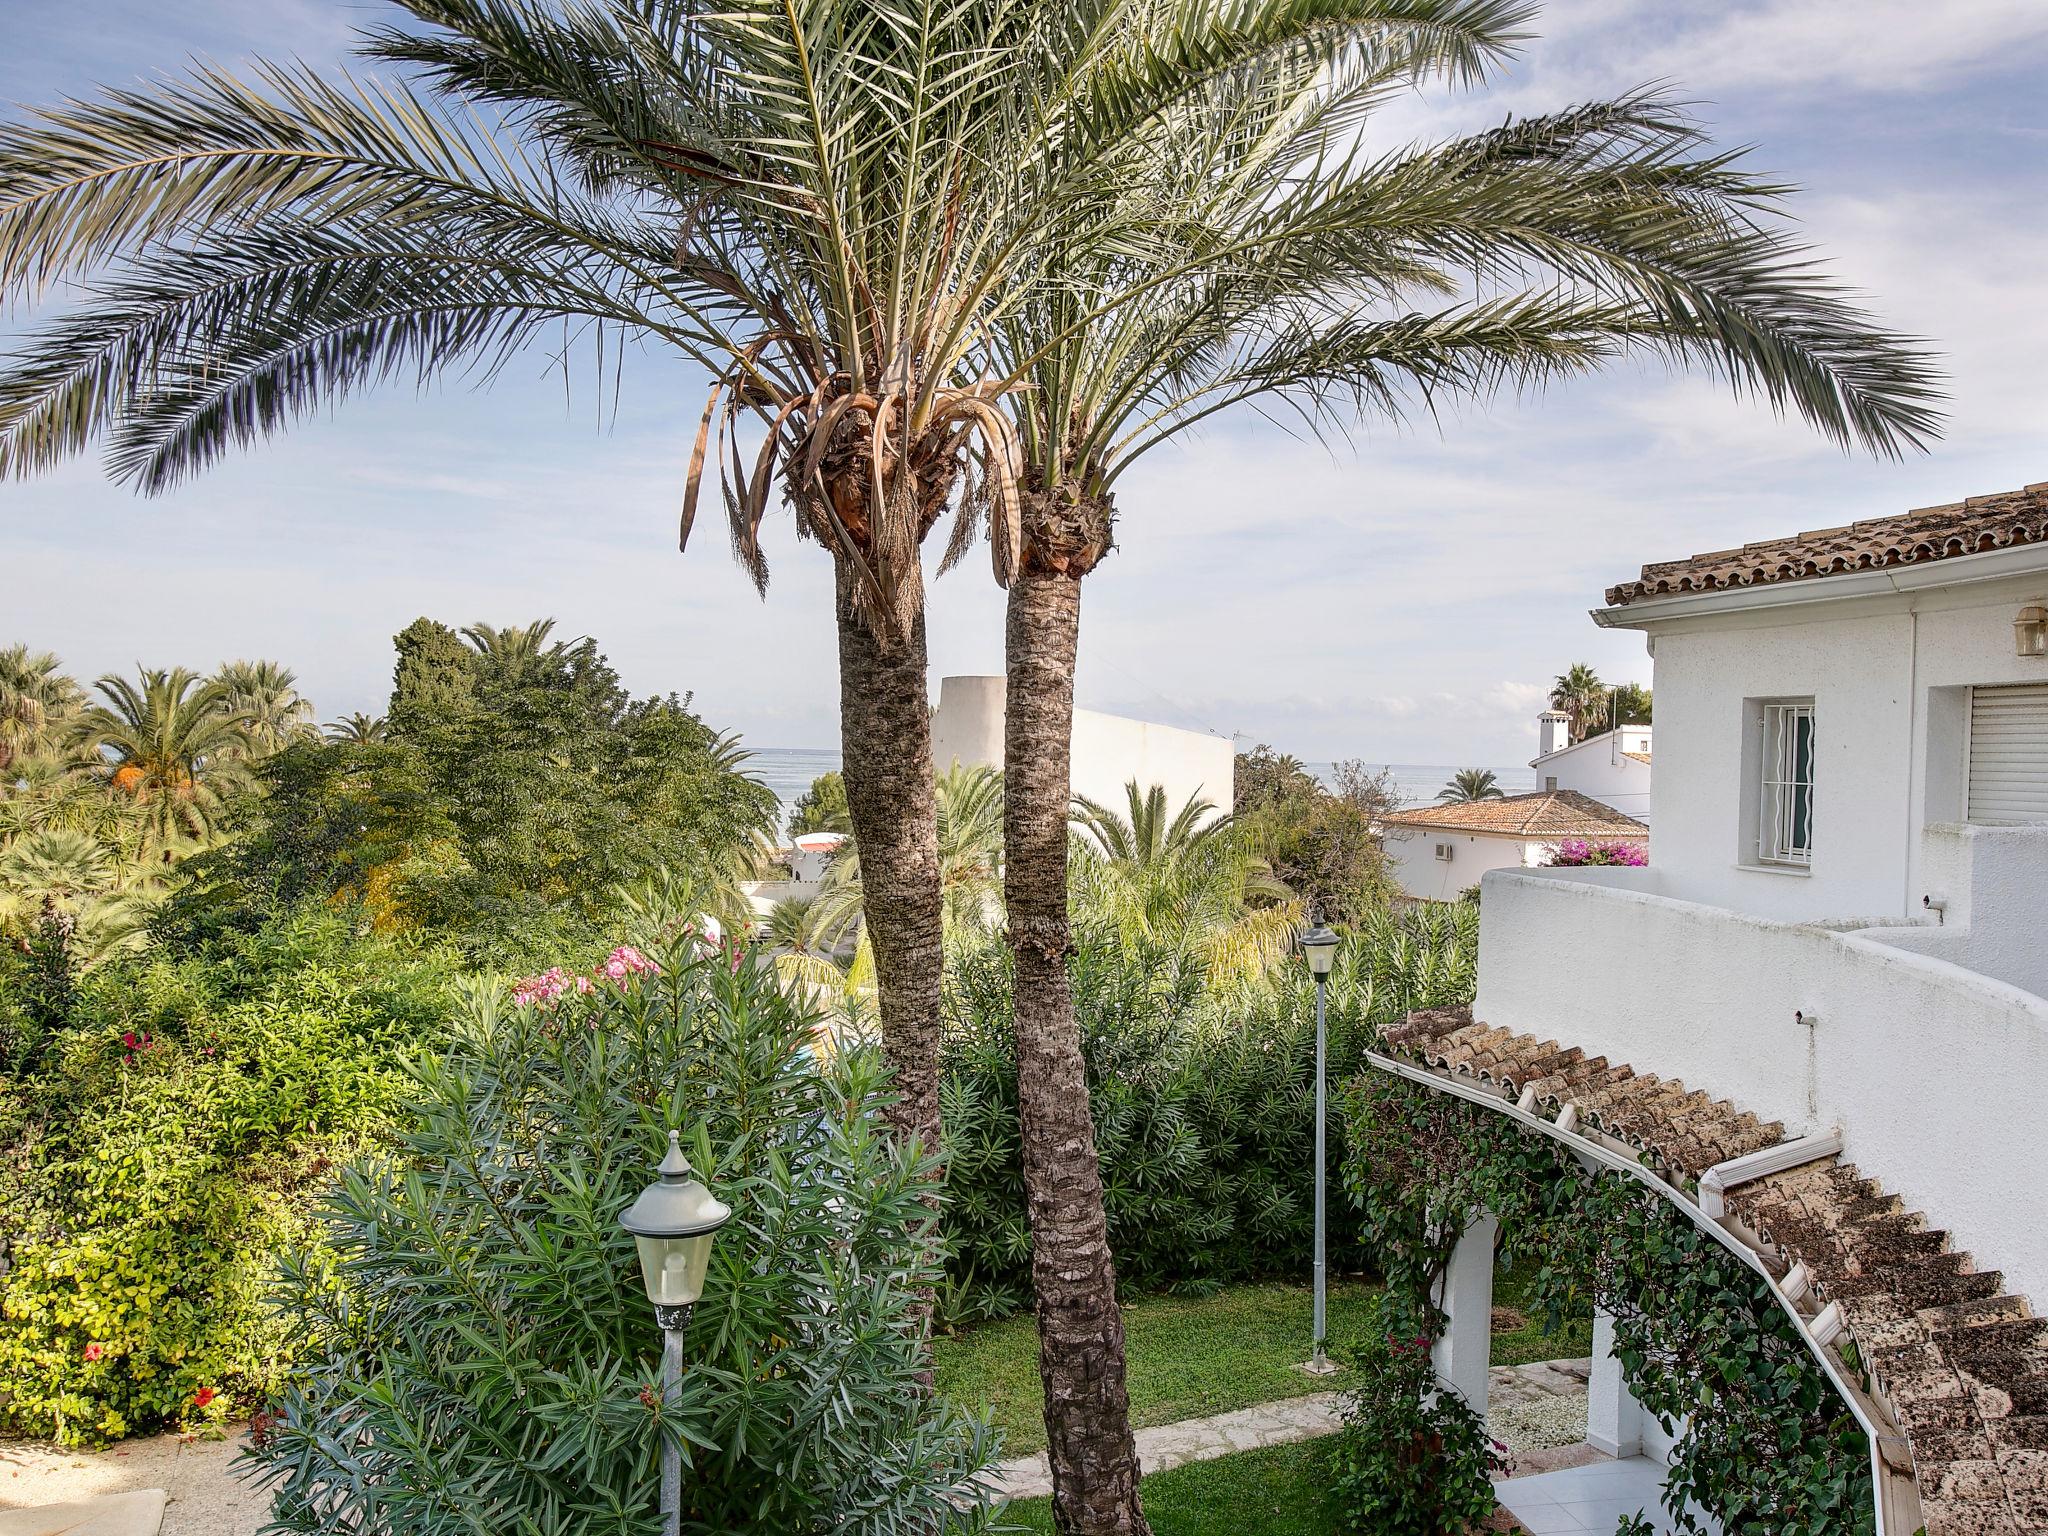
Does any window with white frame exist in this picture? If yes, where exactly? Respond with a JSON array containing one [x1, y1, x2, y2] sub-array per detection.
[[1758, 702, 1815, 864]]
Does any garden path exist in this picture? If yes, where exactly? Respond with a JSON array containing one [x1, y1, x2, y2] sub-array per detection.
[[988, 1357, 1593, 1500], [0, 1433, 258, 1536]]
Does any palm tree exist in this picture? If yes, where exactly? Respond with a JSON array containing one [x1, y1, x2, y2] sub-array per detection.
[[0, 0, 1175, 1174], [1069, 782, 1299, 982], [1551, 664, 1609, 744], [70, 668, 252, 853], [326, 712, 391, 744], [814, 763, 1005, 946], [214, 658, 318, 756], [1438, 768, 1506, 804], [460, 619, 560, 675], [977, 8, 1936, 1518], [0, 645, 82, 772]]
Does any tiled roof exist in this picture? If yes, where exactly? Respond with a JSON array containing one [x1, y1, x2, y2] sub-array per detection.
[[1605, 482, 2048, 607], [1378, 789, 1648, 839], [1622, 751, 1652, 765], [1381, 1006, 2046, 1536]]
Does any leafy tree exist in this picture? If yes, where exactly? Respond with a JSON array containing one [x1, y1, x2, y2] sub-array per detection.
[[1236, 751, 1394, 924], [786, 769, 850, 838], [213, 659, 317, 757], [1438, 768, 1506, 803], [70, 667, 253, 852], [246, 923, 996, 1534], [1550, 663, 1609, 744], [387, 618, 476, 740], [1611, 681, 1653, 726]]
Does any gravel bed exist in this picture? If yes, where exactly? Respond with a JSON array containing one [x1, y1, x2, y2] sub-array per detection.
[[1486, 1391, 1588, 1453]]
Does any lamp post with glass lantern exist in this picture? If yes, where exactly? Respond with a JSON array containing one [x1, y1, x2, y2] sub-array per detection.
[[620, 1129, 731, 1536], [1298, 924, 1340, 1374]]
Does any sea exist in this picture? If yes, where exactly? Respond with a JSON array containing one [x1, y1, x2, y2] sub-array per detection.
[[744, 746, 1535, 827]]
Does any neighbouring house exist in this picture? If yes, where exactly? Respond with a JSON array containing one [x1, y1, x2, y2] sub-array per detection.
[[928, 674, 1236, 821], [1374, 787, 1648, 902], [1390, 482, 2048, 1536], [741, 830, 848, 926], [1531, 708, 1653, 821]]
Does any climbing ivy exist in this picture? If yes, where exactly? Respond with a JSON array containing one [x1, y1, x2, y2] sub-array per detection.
[[1340, 1070, 1874, 1536]]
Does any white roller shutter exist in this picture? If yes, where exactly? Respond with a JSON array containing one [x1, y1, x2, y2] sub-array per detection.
[[1968, 683, 2048, 824]]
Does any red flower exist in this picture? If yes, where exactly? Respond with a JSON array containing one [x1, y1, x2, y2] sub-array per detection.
[[191, 1386, 217, 1409], [84, 1343, 104, 1362]]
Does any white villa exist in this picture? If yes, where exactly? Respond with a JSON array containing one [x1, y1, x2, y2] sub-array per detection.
[[929, 674, 1236, 821], [1385, 482, 2048, 1536], [1374, 787, 1648, 902], [1532, 709, 1653, 822]]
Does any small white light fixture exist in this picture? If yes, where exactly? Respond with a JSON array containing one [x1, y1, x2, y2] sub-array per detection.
[[620, 1129, 731, 1324], [2016, 604, 2048, 658]]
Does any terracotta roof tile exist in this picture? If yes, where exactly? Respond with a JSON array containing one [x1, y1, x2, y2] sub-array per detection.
[[1604, 481, 2048, 607], [1377, 788, 1648, 839], [1380, 1006, 2047, 1535]]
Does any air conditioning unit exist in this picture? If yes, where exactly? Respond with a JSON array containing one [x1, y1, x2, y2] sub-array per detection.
[[1434, 843, 1455, 862]]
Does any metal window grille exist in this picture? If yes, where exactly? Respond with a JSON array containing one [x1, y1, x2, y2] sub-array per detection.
[[1759, 703, 1815, 865]]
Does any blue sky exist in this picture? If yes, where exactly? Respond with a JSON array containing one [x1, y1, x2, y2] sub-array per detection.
[[5, 0, 2047, 763]]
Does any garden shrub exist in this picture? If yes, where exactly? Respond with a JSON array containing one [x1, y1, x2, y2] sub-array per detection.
[[938, 903, 1477, 1317], [1326, 1292, 1505, 1536], [246, 919, 996, 1535], [0, 910, 462, 1445]]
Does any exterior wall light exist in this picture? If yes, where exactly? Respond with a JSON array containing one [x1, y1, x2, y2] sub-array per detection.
[[2016, 605, 2048, 658], [621, 1128, 732, 1536]]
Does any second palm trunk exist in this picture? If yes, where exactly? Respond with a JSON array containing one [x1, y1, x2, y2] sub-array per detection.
[[1004, 562, 1150, 1536]]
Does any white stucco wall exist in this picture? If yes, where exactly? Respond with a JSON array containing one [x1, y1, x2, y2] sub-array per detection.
[[928, 674, 1236, 822], [1475, 866, 2048, 1306], [1532, 726, 1654, 821], [1381, 827, 1542, 902], [1622, 562, 2048, 923]]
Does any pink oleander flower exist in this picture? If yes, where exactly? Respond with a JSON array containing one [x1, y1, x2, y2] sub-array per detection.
[[512, 966, 574, 1007], [84, 1342, 104, 1362]]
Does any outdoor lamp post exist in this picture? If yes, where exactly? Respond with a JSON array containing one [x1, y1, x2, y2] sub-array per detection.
[[1298, 924, 1340, 1375], [620, 1129, 731, 1536]]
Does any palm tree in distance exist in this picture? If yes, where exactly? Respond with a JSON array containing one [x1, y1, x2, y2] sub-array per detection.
[[1438, 768, 1506, 803], [70, 668, 253, 853], [1551, 664, 1610, 744], [326, 712, 391, 744], [0, 646, 83, 771], [215, 659, 317, 756], [814, 763, 1005, 947], [460, 620, 560, 674]]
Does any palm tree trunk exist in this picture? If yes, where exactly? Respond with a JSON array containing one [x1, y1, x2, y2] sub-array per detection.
[[1005, 542, 1149, 1536], [834, 563, 945, 1155]]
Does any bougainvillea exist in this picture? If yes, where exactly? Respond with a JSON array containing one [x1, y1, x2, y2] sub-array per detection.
[[1547, 838, 1648, 867]]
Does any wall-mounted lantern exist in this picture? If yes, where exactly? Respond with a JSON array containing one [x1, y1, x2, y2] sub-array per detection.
[[2016, 605, 2048, 658]]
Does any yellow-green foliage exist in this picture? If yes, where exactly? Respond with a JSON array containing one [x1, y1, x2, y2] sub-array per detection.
[[0, 912, 459, 1445]]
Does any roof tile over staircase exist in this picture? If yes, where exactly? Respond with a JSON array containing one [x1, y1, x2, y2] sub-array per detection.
[[1380, 1006, 2048, 1535]]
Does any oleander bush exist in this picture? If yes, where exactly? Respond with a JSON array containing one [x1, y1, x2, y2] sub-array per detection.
[[0, 910, 463, 1445], [245, 919, 996, 1536], [937, 902, 1477, 1319]]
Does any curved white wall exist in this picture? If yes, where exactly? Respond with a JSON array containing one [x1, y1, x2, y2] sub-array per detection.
[[1475, 867, 2048, 1306]]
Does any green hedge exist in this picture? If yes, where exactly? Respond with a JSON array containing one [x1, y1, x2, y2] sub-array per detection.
[[937, 904, 1476, 1319], [0, 911, 462, 1445]]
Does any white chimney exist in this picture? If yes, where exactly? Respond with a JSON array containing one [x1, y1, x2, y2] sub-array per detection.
[[1537, 709, 1570, 758]]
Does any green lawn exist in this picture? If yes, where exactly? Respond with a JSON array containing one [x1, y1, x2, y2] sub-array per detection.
[[1491, 1260, 1595, 1367], [936, 1279, 1379, 1457], [935, 1265, 1590, 1459], [999, 1441, 1336, 1536]]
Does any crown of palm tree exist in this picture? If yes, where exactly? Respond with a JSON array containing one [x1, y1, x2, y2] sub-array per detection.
[[70, 667, 254, 850], [1437, 767, 1504, 803], [214, 657, 318, 755], [460, 619, 560, 668], [0, 645, 83, 771], [814, 762, 1004, 944], [1550, 662, 1608, 742], [326, 711, 392, 744]]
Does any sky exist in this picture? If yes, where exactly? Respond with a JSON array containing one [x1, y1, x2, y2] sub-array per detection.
[[3, 0, 2046, 764]]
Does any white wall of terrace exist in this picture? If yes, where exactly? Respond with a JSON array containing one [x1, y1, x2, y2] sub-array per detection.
[[1473, 865, 2048, 1307]]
